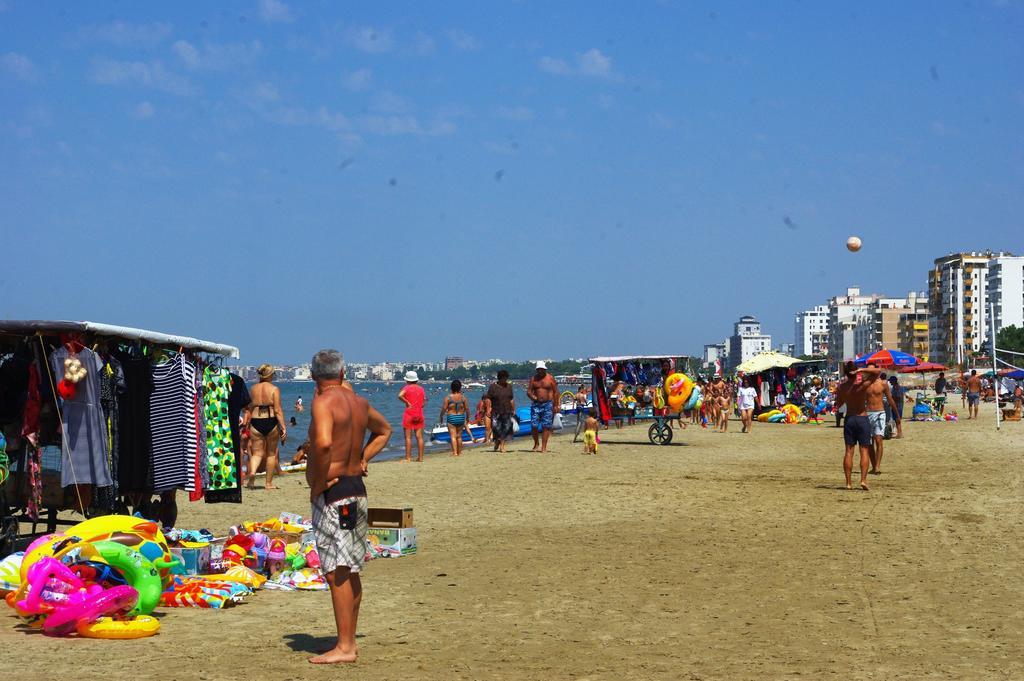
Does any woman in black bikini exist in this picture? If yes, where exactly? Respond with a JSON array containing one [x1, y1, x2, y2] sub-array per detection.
[[244, 364, 287, 489]]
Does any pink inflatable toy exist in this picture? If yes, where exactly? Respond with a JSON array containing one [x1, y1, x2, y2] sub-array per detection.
[[17, 557, 139, 636]]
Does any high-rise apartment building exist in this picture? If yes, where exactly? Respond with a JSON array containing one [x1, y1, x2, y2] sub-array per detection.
[[444, 355, 465, 370], [852, 292, 929, 358], [726, 315, 772, 371], [703, 343, 726, 367], [827, 287, 878, 363], [794, 305, 829, 357], [928, 252, 1013, 365], [986, 255, 1024, 334]]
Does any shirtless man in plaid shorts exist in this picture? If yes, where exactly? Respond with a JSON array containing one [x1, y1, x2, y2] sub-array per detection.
[[306, 349, 391, 664]]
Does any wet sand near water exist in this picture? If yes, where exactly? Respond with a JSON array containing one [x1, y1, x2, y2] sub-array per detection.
[[3, 403, 1022, 680]]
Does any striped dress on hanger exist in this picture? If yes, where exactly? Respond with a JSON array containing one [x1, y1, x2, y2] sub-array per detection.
[[150, 355, 198, 493]]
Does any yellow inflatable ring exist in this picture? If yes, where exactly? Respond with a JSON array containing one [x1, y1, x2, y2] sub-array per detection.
[[664, 373, 694, 411], [77, 615, 160, 639]]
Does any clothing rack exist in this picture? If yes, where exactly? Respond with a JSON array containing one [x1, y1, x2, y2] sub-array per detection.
[[0, 320, 241, 542]]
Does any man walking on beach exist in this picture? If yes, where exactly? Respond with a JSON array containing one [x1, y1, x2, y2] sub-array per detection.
[[965, 369, 982, 420], [486, 370, 516, 453], [864, 363, 900, 474], [835, 362, 881, 490], [306, 349, 392, 664], [527, 361, 558, 452]]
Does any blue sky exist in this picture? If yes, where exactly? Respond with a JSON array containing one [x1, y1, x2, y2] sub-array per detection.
[[2, 1, 1022, 364]]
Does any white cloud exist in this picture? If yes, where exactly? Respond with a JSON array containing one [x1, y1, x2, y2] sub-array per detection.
[[538, 56, 572, 76], [2, 52, 37, 82], [648, 112, 674, 129], [132, 101, 155, 119], [250, 81, 279, 103], [370, 91, 410, 114], [172, 40, 262, 71], [77, 21, 173, 48], [578, 48, 611, 77], [345, 26, 394, 54], [496, 105, 534, 121], [444, 29, 480, 51], [258, 0, 293, 23], [539, 48, 615, 79], [89, 58, 195, 96], [172, 41, 201, 69], [342, 68, 372, 91], [407, 31, 435, 56], [483, 140, 520, 155], [358, 115, 455, 136]]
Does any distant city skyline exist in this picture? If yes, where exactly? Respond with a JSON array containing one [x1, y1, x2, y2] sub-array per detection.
[[3, 3, 1022, 363]]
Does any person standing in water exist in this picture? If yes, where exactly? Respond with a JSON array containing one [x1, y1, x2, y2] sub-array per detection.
[[295, 395, 304, 413], [306, 349, 391, 665], [245, 364, 287, 489], [398, 371, 426, 462]]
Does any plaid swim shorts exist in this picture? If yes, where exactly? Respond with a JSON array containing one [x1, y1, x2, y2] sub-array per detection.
[[312, 494, 368, 575]]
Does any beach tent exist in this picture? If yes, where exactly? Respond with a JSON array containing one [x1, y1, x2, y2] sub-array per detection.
[[735, 351, 801, 374]]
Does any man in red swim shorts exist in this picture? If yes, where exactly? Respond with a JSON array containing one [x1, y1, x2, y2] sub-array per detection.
[[398, 371, 427, 462]]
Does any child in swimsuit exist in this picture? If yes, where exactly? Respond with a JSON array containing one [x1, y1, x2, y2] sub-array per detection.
[[582, 413, 599, 455]]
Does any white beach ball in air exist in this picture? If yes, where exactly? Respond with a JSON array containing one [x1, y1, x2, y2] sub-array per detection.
[[846, 236, 862, 252]]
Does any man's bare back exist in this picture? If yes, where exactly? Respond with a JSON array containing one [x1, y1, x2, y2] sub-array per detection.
[[967, 374, 982, 392]]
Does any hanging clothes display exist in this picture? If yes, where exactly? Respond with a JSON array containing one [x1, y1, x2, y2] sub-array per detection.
[[189, 365, 207, 502], [150, 355, 199, 493], [49, 346, 112, 488], [0, 321, 241, 528], [93, 356, 126, 511], [202, 366, 236, 491], [206, 372, 250, 504], [115, 354, 154, 493]]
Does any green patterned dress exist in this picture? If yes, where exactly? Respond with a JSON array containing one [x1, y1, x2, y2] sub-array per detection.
[[203, 367, 237, 490]]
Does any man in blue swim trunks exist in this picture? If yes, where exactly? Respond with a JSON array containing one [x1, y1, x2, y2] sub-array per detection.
[[527, 361, 559, 453], [835, 362, 882, 490]]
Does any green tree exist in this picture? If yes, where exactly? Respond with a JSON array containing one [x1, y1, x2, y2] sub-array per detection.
[[996, 325, 1024, 354]]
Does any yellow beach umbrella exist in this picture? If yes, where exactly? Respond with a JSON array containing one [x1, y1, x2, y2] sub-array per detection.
[[736, 351, 802, 374]]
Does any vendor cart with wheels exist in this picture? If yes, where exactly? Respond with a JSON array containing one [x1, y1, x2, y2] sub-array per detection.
[[588, 355, 692, 446]]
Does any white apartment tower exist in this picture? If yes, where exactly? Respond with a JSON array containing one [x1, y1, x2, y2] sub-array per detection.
[[986, 255, 1024, 334], [794, 305, 829, 357], [827, 287, 878, 363], [727, 315, 772, 372], [928, 252, 1013, 365]]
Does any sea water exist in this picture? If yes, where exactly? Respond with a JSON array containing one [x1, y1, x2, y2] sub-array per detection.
[[273, 381, 544, 461]]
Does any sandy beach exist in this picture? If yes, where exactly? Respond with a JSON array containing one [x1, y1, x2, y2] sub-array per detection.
[[3, 405, 1021, 681]]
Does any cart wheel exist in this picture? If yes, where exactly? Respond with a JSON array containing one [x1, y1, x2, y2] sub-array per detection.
[[0, 516, 16, 557], [648, 422, 673, 445]]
